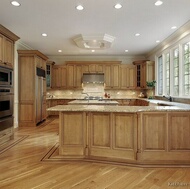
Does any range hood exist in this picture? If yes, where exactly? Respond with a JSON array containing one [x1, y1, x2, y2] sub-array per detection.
[[82, 73, 104, 83]]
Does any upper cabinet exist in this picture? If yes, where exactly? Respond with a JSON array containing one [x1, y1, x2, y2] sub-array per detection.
[[46, 61, 55, 89], [52, 65, 67, 89], [0, 25, 20, 68], [83, 63, 104, 73], [104, 63, 120, 89], [120, 64, 136, 89], [133, 60, 155, 89], [66, 63, 83, 89]]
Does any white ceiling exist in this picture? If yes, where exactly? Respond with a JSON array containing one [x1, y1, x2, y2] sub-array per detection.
[[0, 0, 190, 56]]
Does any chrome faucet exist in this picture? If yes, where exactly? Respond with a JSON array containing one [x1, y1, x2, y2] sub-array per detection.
[[82, 92, 89, 102], [163, 95, 172, 102]]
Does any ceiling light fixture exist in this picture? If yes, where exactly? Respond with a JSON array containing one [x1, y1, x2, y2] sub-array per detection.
[[155, 0, 163, 6], [125, 50, 129, 52], [156, 40, 160, 43], [58, 50, 62, 53], [11, 1, 21, 7], [135, 33, 140, 37], [171, 26, 177, 29], [73, 34, 115, 50], [42, 33, 47, 37], [76, 5, 84, 10], [91, 50, 95, 52], [114, 4, 122, 9]]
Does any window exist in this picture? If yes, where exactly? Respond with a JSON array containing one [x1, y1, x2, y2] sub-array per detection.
[[158, 55, 163, 95], [165, 53, 170, 95], [183, 42, 190, 96], [173, 48, 179, 96]]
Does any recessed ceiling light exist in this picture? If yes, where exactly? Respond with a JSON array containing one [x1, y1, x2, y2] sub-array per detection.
[[156, 40, 160, 43], [135, 33, 140, 37], [171, 26, 177, 29], [42, 33, 47, 37], [76, 5, 84, 10], [125, 50, 129, 52], [91, 50, 95, 52], [11, 1, 21, 7], [155, 0, 163, 6], [114, 4, 122, 9], [58, 50, 62, 53]]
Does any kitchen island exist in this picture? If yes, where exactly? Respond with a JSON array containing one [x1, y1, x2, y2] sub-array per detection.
[[48, 103, 190, 166]]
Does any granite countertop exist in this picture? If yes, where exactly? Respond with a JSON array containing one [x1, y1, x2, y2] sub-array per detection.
[[68, 99, 119, 105], [47, 104, 190, 113]]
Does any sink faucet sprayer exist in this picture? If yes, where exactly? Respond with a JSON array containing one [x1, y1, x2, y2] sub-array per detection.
[[163, 95, 172, 102]]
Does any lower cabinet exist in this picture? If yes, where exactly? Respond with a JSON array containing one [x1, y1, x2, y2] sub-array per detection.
[[59, 112, 137, 161], [89, 112, 137, 160], [59, 111, 190, 165], [137, 112, 190, 163]]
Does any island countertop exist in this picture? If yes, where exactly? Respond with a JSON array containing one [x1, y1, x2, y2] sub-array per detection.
[[47, 104, 190, 113]]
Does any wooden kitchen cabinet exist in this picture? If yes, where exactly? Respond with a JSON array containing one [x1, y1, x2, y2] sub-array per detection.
[[82, 63, 104, 73], [120, 65, 136, 89], [52, 65, 67, 89], [66, 64, 82, 89], [133, 60, 155, 89], [0, 25, 19, 68], [46, 61, 55, 88], [18, 50, 48, 127], [104, 64, 120, 89], [59, 111, 137, 161]]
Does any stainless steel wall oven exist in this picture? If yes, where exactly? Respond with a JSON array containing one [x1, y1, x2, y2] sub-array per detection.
[[0, 66, 13, 87], [0, 66, 14, 131], [0, 88, 13, 119]]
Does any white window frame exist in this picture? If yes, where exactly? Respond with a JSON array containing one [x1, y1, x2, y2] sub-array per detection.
[[155, 35, 190, 99]]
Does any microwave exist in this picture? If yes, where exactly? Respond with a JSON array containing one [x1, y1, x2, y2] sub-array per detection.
[[0, 66, 13, 87]]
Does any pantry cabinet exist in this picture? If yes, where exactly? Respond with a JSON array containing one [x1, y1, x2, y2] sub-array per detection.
[[0, 25, 19, 68], [18, 50, 48, 127], [133, 60, 155, 89]]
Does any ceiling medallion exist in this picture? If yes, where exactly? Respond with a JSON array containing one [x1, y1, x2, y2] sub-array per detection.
[[73, 34, 115, 50]]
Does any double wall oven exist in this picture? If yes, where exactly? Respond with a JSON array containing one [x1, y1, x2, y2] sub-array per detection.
[[0, 66, 13, 131]]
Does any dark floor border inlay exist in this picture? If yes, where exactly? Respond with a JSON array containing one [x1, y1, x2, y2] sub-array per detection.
[[0, 135, 29, 155]]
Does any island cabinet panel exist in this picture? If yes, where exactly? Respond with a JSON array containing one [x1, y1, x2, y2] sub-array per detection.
[[168, 113, 190, 150], [59, 112, 86, 156], [89, 113, 112, 158], [137, 112, 190, 163], [142, 113, 167, 151], [89, 113, 137, 161]]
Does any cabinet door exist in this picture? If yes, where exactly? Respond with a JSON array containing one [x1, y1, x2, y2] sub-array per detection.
[[67, 64, 82, 89], [0, 34, 4, 65], [104, 65, 111, 88], [67, 64, 75, 88], [105, 64, 120, 89], [128, 65, 136, 89], [120, 65, 135, 89], [4, 37, 14, 67], [52, 66, 67, 88], [112, 65, 120, 88], [146, 61, 155, 82], [75, 65, 82, 88]]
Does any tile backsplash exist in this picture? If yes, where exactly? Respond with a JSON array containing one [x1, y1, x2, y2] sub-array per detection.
[[47, 83, 148, 99]]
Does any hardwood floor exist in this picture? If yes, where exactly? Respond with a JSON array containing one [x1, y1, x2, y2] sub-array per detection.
[[0, 117, 190, 189]]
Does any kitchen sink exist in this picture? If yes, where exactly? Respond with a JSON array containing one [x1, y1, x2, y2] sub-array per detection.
[[157, 103, 173, 106]]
